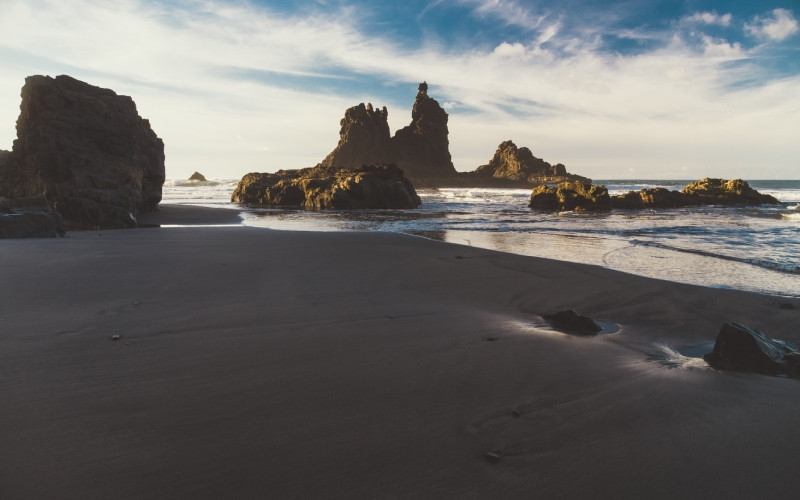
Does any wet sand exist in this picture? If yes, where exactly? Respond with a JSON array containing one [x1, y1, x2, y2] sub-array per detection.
[[1, 206, 798, 498]]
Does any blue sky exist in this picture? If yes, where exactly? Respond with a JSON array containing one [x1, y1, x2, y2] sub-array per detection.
[[1, 0, 798, 179]]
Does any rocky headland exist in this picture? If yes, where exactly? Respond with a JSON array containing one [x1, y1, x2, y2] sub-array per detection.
[[530, 178, 780, 212], [231, 164, 421, 210], [0, 75, 165, 230]]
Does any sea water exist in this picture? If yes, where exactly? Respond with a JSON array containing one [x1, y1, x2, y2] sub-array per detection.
[[162, 179, 800, 298]]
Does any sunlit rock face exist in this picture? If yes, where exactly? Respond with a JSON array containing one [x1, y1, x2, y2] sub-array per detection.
[[1, 75, 165, 229], [475, 140, 567, 182]]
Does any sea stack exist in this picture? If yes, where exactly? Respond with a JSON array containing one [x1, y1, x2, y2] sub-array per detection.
[[319, 82, 457, 186]]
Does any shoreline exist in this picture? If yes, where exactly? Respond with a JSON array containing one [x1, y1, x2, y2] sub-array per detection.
[[2, 205, 799, 498]]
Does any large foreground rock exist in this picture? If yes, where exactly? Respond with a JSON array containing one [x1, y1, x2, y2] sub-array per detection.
[[0, 75, 165, 229], [704, 323, 799, 378], [612, 178, 779, 209], [231, 164, 421, 210], [0, 197, 65, 238], [529, 181, 612, 211]]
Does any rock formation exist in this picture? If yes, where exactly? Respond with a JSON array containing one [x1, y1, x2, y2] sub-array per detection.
[[531, 178, 780, 212], [703, 323, 799, 378], [319, 82, 589, 188], [0, 75, 165, 229], [529, 181, 612, 211], [475, 140, 568, 182], [231, 164, 421, 210], [0, 196, 66, 238], [189, 171, 207, 182], [319, 82, 456, 186], [611, 178, 779, 209], [320, 103, 392, 168], [390, 82, 457, 183], [542, 310, 604, 336]]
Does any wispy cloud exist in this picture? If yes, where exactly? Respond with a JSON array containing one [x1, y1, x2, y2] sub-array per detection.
[[455, 0, 548, 31], [683, 12, 732, 27]]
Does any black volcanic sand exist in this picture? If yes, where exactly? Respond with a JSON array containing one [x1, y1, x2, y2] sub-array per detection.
[[1, 208, 799, 498], [137, 204, 243, 226]]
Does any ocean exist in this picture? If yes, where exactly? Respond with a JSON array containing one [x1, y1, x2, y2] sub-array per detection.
[[162, 179, 800, 298]]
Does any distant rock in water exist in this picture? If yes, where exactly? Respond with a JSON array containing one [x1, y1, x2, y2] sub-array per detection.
[[318, 83, 589, 188], [231, 164, 421, 210], [472, 140, 585, 186], [530, 178, 780, 211], [390, 82, 457, 184], [611, 178, 779, 209], [0, 75, 165, 229], [703, 323, 799, 378], [320, 103, 393, 169], [319, 83, 456, 186], [0, 196, 66, 238], [189, 171, 207, 182], [529, 181, 612, 212]]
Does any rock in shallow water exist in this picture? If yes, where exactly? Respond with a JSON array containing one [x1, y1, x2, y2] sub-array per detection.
[[231, 164, 421, 210], [703, 323, 799, 378]]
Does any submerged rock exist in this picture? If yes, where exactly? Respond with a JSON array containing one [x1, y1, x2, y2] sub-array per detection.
[[0, 75, 165, 229], [529, 181, 612, 212], [542, 310, 604, 335], [703, 323, 799, 377], [231, 164, 421, 210], [188, 171, 207, 182], [0, 196, 66, 238]]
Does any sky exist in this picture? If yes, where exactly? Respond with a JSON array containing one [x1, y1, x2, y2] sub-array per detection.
[[1, 0, 798, 180]]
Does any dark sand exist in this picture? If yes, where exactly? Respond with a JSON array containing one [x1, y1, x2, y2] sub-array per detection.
[[1, 206, 798, 498]]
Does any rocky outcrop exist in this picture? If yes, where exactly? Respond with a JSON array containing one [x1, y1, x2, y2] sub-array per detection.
[[0, 75, 165, 229], [318, 82, 590, 188], [231, 164, 421, 210], [320, 82, 456, 186], [542, 310, 603, 336], [529, 181, 612, 211], [320, 103, 392, 168], [611, 178, 779, 209], [390, 82, 457, 184], [473, 140, 582, 185], [703, 323, 799, 378], [189, 171, 207, 182], [0, 196, 66, 238], [531, 178, 781, 211]]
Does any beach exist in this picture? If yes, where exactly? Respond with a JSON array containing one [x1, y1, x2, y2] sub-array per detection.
[[2, 205, 799, 499]]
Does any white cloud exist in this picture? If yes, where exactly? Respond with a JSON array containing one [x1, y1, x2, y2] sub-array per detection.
[[701, 36, 744, 59], [0, 0, 798, 180], [683, 12, 732, 26], [745, 8, 799, 41]]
